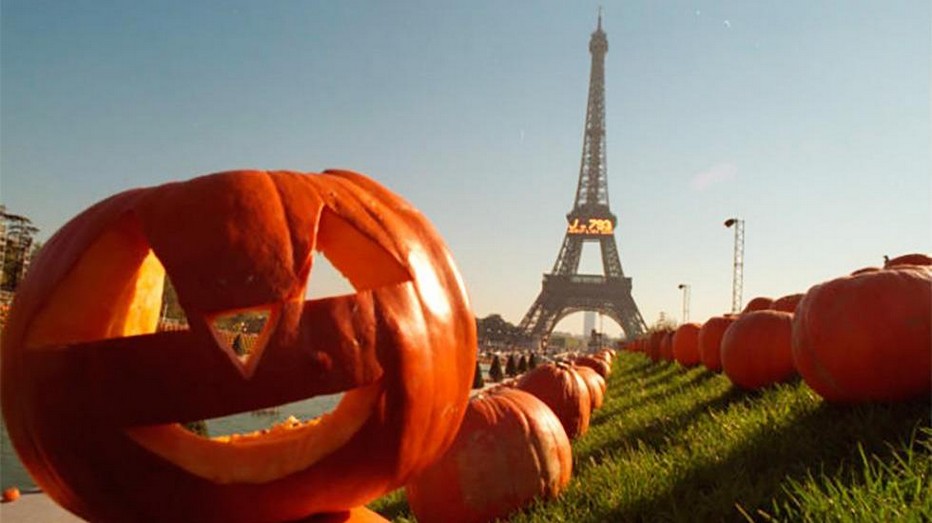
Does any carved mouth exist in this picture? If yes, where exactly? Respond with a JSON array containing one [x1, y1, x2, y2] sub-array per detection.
[[125, 381, 382, 484]]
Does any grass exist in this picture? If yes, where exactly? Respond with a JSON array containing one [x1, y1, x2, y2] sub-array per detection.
[[368, 352, 931, 522]]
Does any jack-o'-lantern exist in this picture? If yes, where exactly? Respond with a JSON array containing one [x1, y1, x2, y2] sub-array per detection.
[[1, 170, 477, 522]]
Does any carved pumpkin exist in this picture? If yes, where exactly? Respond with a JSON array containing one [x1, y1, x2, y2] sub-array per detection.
[[405, 388, 572, 523], [792, 265, 931, 402], [516, 363, 591, 439], [698, 315, 736, 372], [721, 310, 796, 389], [672, 323, 701, 367], [0, 170, 476, 522], [573, 364, 606, 410]]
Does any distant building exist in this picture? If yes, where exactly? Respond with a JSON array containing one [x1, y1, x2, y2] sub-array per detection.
[[1, 206, 40, 327], [1, 206, 39, 293], [583, 310, 596, 338]]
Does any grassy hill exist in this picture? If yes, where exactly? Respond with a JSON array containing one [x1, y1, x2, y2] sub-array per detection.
[[370, 352, 931, 522]]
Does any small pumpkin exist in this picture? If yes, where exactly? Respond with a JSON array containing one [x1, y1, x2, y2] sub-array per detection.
[[516, 363, 591, 439], [672, 323, 702, 367], [697, 315, 736, 372], [792, 265, 931, 402], [405, 388, 572, 523], [659, 331, 675, 361], [1, 170, 476, 522], [721, 310, 796, 389], [574, 355, 611, 378], [770, 293, 803, 313], [883, 253, 932, 269], [647, 330, 666, 362], [2, 487, 21, 503], [742, 297, 774, 313], [573, 365, 606, 410]]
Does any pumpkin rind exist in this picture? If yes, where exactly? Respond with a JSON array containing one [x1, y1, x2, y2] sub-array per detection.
[[792, 266, 931, 402], [573, 365, 606, 410], [405, 388, 572, 523], [1, 170, 477, 522]]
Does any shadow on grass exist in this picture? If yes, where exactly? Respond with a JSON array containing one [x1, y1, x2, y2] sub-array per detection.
[[601, 397, 931, 522], [581, 383, 749, 466], [591, 367, 723, 429]]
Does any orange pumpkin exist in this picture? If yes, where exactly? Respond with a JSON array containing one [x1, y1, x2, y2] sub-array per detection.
[[659, 331, 675, 361], [574, 355, 611, 378], [0, 170, 476, 522], [516, 363, 591, 439], [405, 388, 572, 523], [721, 310, 796, 389], [647, 331, 666, 362], [307, 507, 389, 522], [742, 297, 774, 313], [573, 365, 606, 410], [883, 253, 931, 268], [2, 487, 21, 503], [672, 323, 701, 367], [792, 266, 931, 402], [698, 315, 736, 372], [770, 293, 803, 314]]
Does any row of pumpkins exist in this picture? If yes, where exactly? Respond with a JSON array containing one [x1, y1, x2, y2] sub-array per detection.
[[403, 350, 617, 523], [622, 253, 931, 402]]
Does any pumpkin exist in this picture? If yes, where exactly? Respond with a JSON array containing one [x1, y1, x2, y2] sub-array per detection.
[[405, 388, 572, 523], [697, 315, 736, 372], [770, 293, 803, 314], [516, 363, 591, 439], [672, 323, 702, 367], [721, 310, 796, 389], [850, 267, 880, 276], [647, 330, 666, 362], [307, 507, 389, 522], [742, 297, 774, 313], [0, 170, 476, 522], [572, 365, 606, 410], [792, 266, 931, 402], [2, 487, 21, 503], [659, 331, 675, 361], [883, 253, 931, 268], [574, 355, 611, 378]]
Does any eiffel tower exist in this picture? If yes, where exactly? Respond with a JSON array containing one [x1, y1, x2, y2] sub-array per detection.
[[516, 12, 647, 348]]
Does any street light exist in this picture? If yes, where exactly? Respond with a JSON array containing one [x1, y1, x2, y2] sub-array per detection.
[[724, 217, 745, 313], [677, 283, 690, 323]]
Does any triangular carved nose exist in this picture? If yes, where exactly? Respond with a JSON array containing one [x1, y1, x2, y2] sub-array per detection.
[[207, 305, 277, 379]]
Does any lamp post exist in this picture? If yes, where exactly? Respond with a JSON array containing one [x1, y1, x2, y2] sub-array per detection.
[[677, 283, 690, 323], [724, 217, 745, 314]]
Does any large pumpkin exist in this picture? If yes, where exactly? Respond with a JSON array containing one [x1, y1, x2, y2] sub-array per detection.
[[405, 387, 572, 523], [792, 265, 931, 402], [516, 363, 591, 439], [770, 293, 803, 314], [721, 310, 796, 389], [0, 170, 477, 522]]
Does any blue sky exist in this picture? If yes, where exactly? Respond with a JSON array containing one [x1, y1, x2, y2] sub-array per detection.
[[2, 1, 929, 336]]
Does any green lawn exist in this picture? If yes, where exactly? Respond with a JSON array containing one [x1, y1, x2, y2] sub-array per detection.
[[369, 351, 931, 522]]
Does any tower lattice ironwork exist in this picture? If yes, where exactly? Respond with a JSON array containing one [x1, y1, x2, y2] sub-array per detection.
[[516, 13, 647, 348]]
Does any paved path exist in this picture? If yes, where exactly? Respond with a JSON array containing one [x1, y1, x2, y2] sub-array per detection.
[[0, 493, 83, 522]]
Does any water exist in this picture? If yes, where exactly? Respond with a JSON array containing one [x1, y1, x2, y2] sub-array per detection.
[[1, 393, 343, 491]]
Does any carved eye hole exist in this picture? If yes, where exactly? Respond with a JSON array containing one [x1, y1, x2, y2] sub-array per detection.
[[206, 306, 276, 379], [24, 215, 180, 350]]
